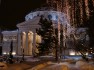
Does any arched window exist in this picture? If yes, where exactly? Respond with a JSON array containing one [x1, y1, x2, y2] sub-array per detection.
[[56, 15, 58, 20], [48, 14, 52, 19]]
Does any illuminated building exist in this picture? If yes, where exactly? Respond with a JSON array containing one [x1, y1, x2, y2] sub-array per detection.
[[2, 8, 89, 56]]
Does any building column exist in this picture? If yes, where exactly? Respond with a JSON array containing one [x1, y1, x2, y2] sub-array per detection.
[[28, 32, 33, 55], [32, 30, 36, 56], [22, 32, 26, 55], [17, 31, 22, 55], [26, 32, 28, 55]]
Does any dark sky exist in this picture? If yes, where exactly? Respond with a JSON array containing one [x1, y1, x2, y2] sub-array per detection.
[[0, 0, 46, 30]]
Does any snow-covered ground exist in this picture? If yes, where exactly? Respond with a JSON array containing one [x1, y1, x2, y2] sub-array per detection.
[[25, 58, 40, 62], [31, 62, 94, 70], [28, 59, 94, 70]]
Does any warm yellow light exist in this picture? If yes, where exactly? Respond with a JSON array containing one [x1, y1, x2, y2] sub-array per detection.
[[36, 35, 42, 43], [12, 52, 16, 55], [85, 53, 88, 55], [70, 51, 75, 55], [23, 32, 26, 34], [76, 52, 81, 55]]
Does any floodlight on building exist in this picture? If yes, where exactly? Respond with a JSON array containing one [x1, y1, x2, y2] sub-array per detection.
[[23, 32, 26, 35], [3, 52, 6, 55], [70, 51, 75, 55], [76, 52, 81, 55], [12, 52, 16, 55], [85, 53, 88, 55]]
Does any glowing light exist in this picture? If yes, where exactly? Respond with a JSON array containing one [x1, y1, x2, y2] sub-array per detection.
[[12, 52, 16, 55], [3, 38, 7, 41], [70, 51, 75, 55], [76, 52, 81, 55], [86, 53, 88, 55], [3, 52, 6, 55], [90, 48, 92, 49], [23, 32, 26, 34]]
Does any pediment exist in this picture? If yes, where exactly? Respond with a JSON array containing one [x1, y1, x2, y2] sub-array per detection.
[[17, 16, 41, 28]]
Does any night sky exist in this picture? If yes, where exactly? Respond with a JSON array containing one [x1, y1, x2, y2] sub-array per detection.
[[0, 0, 46, 30]]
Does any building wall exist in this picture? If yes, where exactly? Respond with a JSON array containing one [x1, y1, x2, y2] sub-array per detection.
[[2, 10, 89, 56], [2, 31, 17, 55], [2, 30, 42, 56]]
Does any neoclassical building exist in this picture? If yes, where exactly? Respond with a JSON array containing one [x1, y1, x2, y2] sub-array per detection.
[[2, 8, 89, 56]]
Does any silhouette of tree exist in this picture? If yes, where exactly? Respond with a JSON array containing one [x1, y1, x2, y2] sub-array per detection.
[[36, 16, 56, 55]]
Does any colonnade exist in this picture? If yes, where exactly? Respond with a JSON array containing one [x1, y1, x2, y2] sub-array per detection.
[[17, 30, 37, 55]]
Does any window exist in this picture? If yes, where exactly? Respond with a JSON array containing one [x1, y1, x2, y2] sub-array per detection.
[[48, 14, 52, 19], [56, 15, 58, 19]]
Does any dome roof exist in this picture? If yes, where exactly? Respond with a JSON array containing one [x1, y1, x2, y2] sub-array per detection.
[[25, 8, 70, 26]]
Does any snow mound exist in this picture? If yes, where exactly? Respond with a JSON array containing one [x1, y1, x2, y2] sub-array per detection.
[[0, 62, 8, 70]]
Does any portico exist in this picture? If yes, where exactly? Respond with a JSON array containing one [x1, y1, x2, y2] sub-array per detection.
[[17, 17, 41, 55]]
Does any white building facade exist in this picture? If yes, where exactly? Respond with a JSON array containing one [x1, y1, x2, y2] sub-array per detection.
[[2, 10, 89, 56]]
